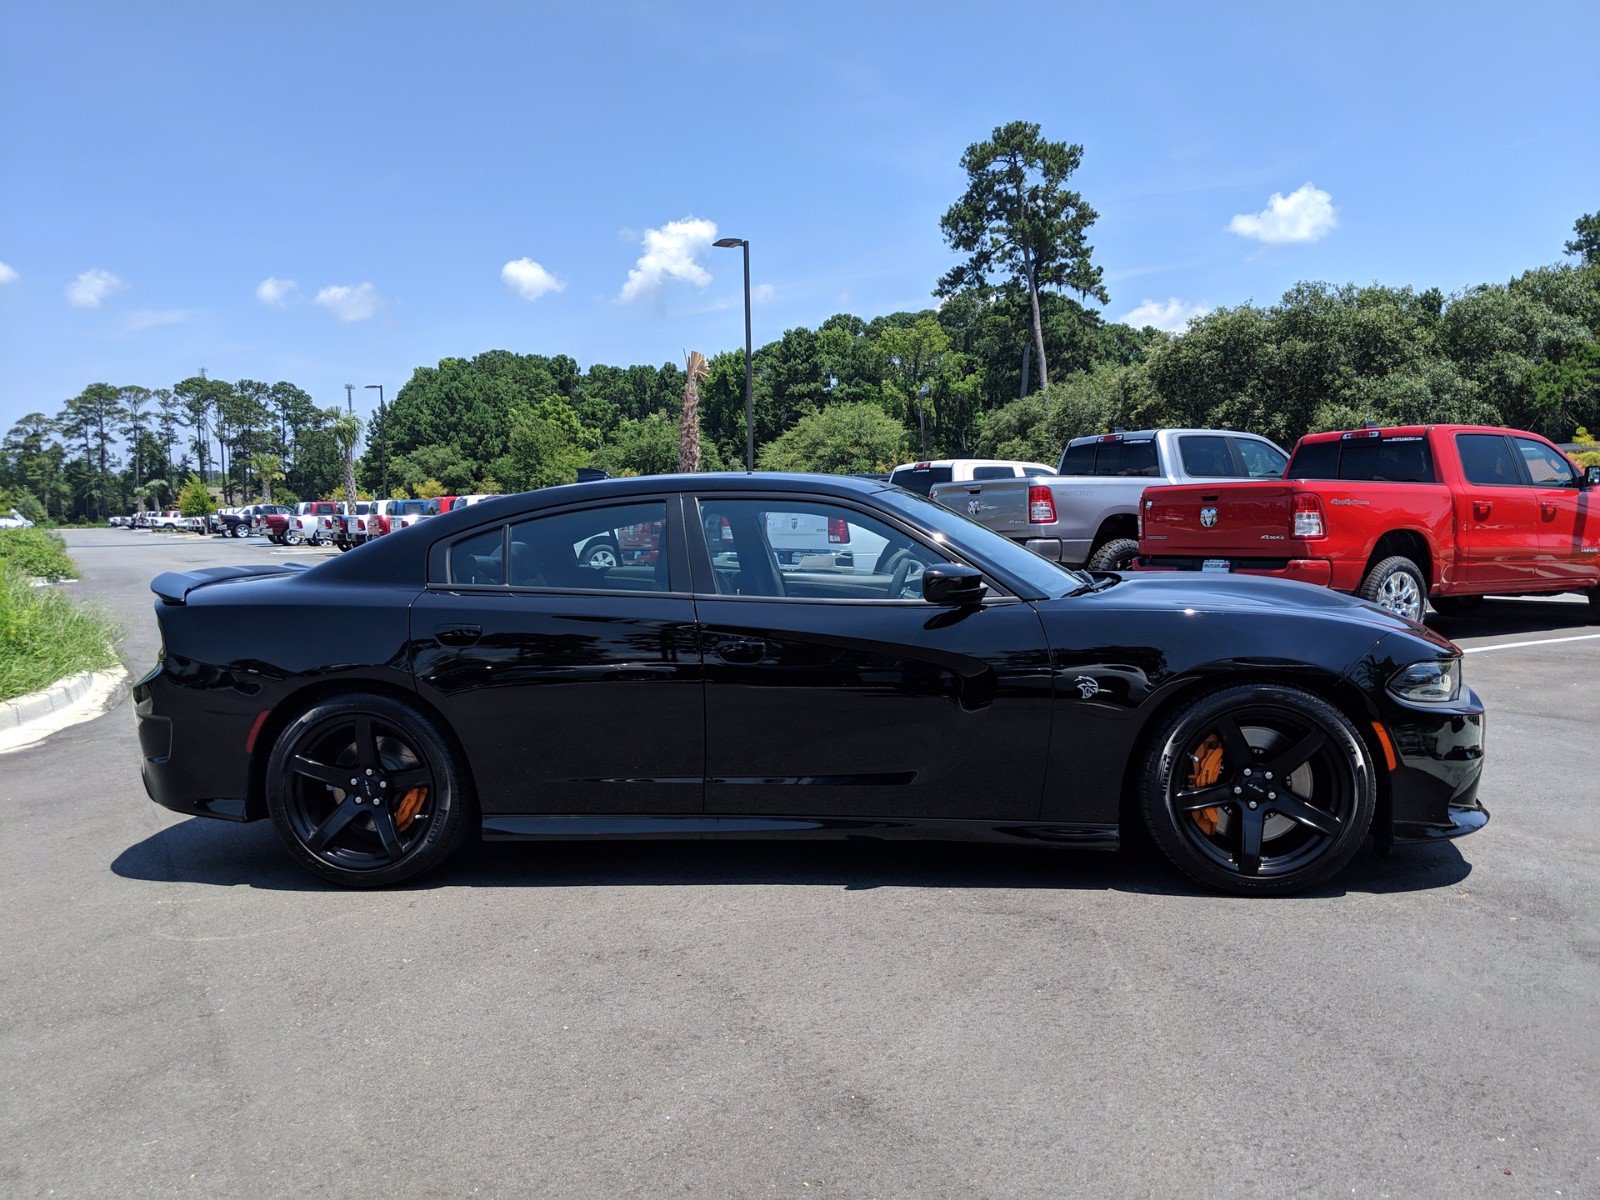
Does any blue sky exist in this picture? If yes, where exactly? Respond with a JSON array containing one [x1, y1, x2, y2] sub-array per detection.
[[2, 0, 1596, 432]]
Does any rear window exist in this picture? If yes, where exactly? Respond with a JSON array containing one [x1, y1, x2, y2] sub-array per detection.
[[1287, 436, 1435, 483], [889, 465, 953, 496], [970, 465, 1016, 480], [1094, 439, 1158, 477], [1058, 441, 1097, 475]]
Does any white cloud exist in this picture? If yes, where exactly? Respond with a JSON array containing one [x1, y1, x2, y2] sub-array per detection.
[[123, 308, 200, 332], [1227, 183, 1337, 245], [256, 276, 299, 306], [314, 282, 381, 322], [0, 260, 18, 285], [751, 282, 775, 304], [619, 217, 717, 302], [501, 258, 564, 301], [66, 268, 127, 308], [1119, 297, 1212, 334]]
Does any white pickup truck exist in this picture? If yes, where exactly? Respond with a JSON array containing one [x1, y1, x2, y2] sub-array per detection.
[[929, 428, 1288, 570]]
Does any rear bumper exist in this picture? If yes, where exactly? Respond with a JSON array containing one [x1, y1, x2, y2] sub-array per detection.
[[1015, 535, 1092, 567], [1138, 555, 1336, 588], [133, 660, 259, 822]]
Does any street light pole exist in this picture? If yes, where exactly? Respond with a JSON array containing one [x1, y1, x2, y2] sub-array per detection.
[[364, 384, 386, 496], [714, 237, 754, 470]]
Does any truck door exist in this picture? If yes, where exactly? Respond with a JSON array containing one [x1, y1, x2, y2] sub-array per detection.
[[1510, 436, 1599, 584], [1452, 433, 1541, 588]]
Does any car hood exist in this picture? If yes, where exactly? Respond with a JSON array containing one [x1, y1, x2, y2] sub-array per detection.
[[1064, 571, 1457, 649]]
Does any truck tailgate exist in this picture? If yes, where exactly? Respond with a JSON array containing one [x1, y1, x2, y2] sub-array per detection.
[[929, 477, 1035, 538], [1141, 481, 1299, 556]]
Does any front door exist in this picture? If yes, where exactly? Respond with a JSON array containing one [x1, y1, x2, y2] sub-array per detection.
[[1510, 435, 1600, 585], [411, 497, 704, 816], [1452, 432, 1543, 588], [689, 493, 1054, 821]]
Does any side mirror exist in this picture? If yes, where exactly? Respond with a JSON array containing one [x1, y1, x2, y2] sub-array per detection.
[[1586, 466, 1600, 488], [922, 563, 987, 607]]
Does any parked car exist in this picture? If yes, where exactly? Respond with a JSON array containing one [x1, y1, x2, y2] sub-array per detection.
[[208, 507, 237, 534], [888, 458, 1055, 497], [1136, 423, 1600, 622], [135, 472, 1487, 895], [262, 510, 292, 544], [369, 498, 438, 539], [148, 510, 188, 531], [286, 501, 345, 546], [332, 502, 378, 552], [930, 429, 1290, 572], [218, 503, 288, 538], [1, 507, 36, 529]]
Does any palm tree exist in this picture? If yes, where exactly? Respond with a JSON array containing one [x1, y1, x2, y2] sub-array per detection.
[[328, 410, 363, 504], [249, 452, 286, 503], [679, 351, 708, 474]]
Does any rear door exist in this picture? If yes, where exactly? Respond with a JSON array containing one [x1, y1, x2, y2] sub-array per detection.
[[412, 495, 705, 816], [1453, 432, 1542, 587]]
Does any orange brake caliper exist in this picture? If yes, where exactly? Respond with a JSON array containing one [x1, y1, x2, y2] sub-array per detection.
[[394, 787, 428, 832], [1187, 734, 1225, 835]]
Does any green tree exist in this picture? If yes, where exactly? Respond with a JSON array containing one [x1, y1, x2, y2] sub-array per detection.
[[327, 409, 363, 504], [249, 452, 285, 503], [1566, 212, 1600, 267], [492, 397, 596, 491], [757, 403, 908, 474], [177, 473, 214, 518], [937, 120, 1108, 392]]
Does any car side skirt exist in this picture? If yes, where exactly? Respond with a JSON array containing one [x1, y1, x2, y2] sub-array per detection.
[[480, 814, 1121, 848]]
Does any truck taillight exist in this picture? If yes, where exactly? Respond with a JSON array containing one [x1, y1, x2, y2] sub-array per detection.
[[1292, 493, 1326, 539], [827, 517, 849, 543], [1028, 485, 1056, 525]]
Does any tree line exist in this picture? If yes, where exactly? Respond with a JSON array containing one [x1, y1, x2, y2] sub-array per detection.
[[3, 120, 1596, 523]]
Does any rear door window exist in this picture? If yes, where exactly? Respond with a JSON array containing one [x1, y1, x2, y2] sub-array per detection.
[[1456, 434, 1522, 486], [507, 502, 670, 592]]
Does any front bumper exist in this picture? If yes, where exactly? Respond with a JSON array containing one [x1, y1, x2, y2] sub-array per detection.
[[1379, 684, 1488, 845]]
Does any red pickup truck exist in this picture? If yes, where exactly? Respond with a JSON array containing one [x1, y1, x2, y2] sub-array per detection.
[[1137, 424, 1600, 621]]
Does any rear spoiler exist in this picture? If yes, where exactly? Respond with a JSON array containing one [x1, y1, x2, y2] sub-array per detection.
[[150, 562, 312, 606]]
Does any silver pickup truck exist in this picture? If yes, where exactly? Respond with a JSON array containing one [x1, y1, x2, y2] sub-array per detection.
[[929, 428, 1287, 570]]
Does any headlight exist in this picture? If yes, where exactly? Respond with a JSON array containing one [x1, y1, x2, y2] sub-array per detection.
[[1388, 657, 1461, 704]]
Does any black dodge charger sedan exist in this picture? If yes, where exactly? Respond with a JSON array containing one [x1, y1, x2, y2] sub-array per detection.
[[134, 472, 1487, 894]]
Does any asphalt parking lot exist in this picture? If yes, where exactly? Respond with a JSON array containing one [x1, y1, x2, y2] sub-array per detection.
[[2, 529, 1597, 1197]]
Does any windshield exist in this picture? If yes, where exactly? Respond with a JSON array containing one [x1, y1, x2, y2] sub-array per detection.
[[874, 487, 1091, 597]]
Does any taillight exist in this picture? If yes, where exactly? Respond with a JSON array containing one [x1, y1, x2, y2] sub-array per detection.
[[376, 515, 390, 535], [827, 517, 849, 544], [1293, 493, 1326, 539], [1028, 485, 1057, 524]]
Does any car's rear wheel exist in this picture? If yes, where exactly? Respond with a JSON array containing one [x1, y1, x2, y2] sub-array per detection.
[[1140, 685, 1375, 895], [1430, 595, 1484, 617], [266, 694, 473, 887], [1087, 537, 1141, 572], [285, 529, 303, 546], [581, 537, 619, 569], [1358, 555, 1427, 622]]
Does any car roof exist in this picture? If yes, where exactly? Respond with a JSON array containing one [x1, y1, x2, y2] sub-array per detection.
[[1295, 423, 1545, 445]]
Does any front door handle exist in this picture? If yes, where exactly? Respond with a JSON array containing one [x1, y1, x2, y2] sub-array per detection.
[[1541, 501, 1558, 519], [434, 624, 483, 647], [1472, 500, 1492, 521], [713, 637, 766, 664]]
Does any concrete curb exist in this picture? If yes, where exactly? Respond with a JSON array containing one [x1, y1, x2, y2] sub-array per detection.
[[0, 666, 126, 752]]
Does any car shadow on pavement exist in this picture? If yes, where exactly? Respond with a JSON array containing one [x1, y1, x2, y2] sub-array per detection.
[[111, 815, 1471, 898], [1427, 595, 1594, 639]]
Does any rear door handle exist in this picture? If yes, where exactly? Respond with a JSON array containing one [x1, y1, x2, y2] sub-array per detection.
[[434, 624, 482, 647], [1472, 500, 1492, 520], [713, 637, 766, 664]]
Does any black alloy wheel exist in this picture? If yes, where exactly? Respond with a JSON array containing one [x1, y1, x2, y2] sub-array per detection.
[[266, 694, 472, 887], [1141, 685, 1375, 895]]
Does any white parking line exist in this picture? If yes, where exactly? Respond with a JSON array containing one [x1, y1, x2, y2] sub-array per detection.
[[1461, 633, 1600, 654]]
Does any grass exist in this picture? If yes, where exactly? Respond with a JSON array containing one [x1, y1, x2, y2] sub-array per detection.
[[0, 565, 119, 702], [0, 528, 79, 580]]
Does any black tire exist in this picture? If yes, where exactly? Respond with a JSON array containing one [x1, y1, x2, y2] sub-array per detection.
[[1139, 684, 1376, 896], [285, 529, 303, 546], [580, 537, 619, 569], [266, 693, 474, 888], [230, 523, 245, 538], [1430, 595, 1484, 617], [1087, 537, 1141, 572], [1358, 555, 1427, 622]]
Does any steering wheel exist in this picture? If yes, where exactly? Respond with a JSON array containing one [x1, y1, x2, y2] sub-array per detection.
[[888, 555, 925, 599]]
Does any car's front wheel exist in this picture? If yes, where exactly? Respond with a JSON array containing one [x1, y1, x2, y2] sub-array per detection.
[[266, 694, 473, 887], [1140, 685, 1375, 896]]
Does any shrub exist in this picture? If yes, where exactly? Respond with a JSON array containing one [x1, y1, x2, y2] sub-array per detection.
[[0, 528, 77, 580], [0, 565, 118, 701]]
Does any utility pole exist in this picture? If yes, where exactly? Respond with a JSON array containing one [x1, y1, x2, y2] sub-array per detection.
[[344, 383, 355, 413]]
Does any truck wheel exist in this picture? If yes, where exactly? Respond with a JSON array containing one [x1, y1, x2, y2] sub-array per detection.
[[286, 529, 303, 546], [1087, 537, 1141, 572], [1358, 556, 1427, 622], [1430, 595, 1484, 617]]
